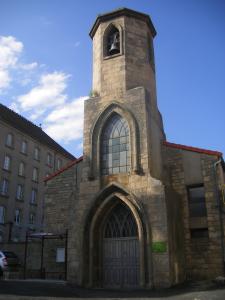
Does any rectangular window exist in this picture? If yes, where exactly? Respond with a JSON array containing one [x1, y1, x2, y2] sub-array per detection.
[[188, 185, 207, 218], [14, 209, 21, 225], [46, 153, 52, 166], [5, 133, 13, 147], [16, 184, 24, 200], [34, 147, 40, 160], [18, 162, 25, 176], [32, 167, 38, 182], [21, 141, 28, 154], [57, 158, 62, 170], [31, 189, 37, 204], [0, 206, 5, 224], [29, 212, 35, 225], [3, 155, 11, 170], [56, 248, 65, 262], [190, 228, 209, 239], [0, 179, 9, 195]]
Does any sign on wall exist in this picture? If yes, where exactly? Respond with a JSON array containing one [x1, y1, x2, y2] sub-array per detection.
[[152, 241, 167, 253], [56, 248, 65, 262]]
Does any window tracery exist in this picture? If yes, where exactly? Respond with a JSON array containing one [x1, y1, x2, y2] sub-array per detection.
[[101, 113, 130, 175]]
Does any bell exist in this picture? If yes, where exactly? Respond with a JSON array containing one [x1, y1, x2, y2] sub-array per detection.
[[109, 41, 119, 55]]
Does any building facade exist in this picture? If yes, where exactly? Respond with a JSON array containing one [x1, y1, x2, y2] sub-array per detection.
[[0, 104, 75, 243], [44, 8, 225, 288]]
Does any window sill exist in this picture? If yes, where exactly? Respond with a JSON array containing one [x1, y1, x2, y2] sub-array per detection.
[[2, 168, 11, 173], [103, 52, 122, 60], [29, 202, 37, 206], [18, 175, 26, 179], [32, 180, 39, 184], [34, 158, 40, 162], [20, 152, 28, 156], [46, 164, 53, 168], [5, 145, 14, 150], [0, 194, 9, 198], [15, 198, 24, 202]]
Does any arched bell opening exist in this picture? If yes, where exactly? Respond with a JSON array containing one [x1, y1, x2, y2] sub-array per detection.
[[103, 24, 122, 57], [88, 193, 146, 288]]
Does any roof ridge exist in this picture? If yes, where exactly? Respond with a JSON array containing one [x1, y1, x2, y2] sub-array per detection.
[[163, 141, 223, 157], [44, 156, 83, 182]]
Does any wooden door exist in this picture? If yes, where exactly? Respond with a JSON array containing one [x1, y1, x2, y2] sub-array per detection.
[[102, 204, 139, 288]]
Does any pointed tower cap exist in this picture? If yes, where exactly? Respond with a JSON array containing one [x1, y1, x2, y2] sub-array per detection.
[[89, 7, 157, 39]]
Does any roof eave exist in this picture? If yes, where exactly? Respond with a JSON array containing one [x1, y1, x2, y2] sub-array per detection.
[[89, 7, 156, 39]]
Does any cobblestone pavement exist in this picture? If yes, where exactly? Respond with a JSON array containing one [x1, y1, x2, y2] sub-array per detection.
[[0, 279, 225, 300]]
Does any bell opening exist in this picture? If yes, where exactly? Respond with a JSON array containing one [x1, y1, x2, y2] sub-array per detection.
[[107, 27, 120, 56]]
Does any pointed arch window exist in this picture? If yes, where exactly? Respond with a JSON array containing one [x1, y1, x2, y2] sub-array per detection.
[[101, 113, 130, 175]]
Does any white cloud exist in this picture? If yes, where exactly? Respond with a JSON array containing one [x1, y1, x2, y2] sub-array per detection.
[[16, 71, 69, 117], [0, 36, 23, 90], [19, 62, 38, 70], [43, 96, 87, 143]]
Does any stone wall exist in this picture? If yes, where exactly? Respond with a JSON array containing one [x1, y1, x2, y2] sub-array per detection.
[[163, 145, 225, 280]]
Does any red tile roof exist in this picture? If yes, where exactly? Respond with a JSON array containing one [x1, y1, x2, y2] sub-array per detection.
[[163, 141, 223, 157], [44, 156, 83, 182]]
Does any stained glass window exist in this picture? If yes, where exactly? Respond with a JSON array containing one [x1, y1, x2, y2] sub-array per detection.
[[101, 114, 130, 175]]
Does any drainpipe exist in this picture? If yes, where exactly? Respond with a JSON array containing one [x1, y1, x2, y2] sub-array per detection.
[[213, 158, 225, 275]]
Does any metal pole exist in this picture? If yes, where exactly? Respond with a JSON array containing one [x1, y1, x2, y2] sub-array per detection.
[[40, 236, 44, 279], [65, 230, 68, 281], [23, 231, 28, 279], [8, 221, 13, 242]]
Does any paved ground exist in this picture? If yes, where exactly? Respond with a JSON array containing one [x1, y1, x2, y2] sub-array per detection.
[[0, 279, 225, 300]]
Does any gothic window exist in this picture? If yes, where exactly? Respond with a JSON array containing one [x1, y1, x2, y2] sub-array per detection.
[[105, 25, 120, 57], [104, 204, 138, 238], [101, 113, 130, 175]]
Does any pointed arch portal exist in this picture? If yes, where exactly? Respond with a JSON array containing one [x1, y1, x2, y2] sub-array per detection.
[[102, 203, 139, 287], [88, 192, 145, 288]]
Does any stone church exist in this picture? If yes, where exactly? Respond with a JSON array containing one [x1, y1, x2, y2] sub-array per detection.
[[44, 8, 225, 288]]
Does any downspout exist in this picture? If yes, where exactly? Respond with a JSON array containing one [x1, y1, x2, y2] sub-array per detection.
[[213, 158, 225, 275]]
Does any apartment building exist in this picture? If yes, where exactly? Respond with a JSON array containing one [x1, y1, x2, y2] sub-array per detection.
[[0, 103, 75, 242]]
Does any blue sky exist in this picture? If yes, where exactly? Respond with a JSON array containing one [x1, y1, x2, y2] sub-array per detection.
[[0, 0, 224, 157]]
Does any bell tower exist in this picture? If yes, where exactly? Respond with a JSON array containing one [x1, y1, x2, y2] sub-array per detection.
[[90, 8, 157, 103], [86, 8, 165, 179]]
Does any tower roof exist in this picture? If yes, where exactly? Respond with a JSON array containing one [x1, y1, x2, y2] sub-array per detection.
[[89, 7, 157, 39]]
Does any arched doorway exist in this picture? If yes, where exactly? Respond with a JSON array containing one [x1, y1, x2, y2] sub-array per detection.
[[102, 203, 140, 288]]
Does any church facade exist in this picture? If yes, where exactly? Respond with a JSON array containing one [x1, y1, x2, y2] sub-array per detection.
[[44, 8, 225, 288]]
